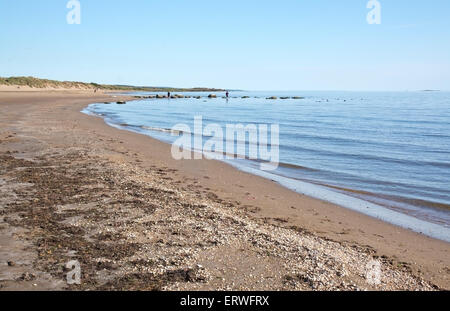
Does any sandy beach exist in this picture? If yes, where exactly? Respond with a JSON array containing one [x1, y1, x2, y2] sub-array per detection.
[[0, 90, 448, 291]]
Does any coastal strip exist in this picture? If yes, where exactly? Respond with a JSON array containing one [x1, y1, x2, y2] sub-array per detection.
[[0, 90, 448, 290]]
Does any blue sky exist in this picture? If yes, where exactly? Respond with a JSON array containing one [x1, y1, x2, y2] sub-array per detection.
[[0, 0, 449, 90]]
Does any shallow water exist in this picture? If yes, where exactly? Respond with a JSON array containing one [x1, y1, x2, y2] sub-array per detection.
[[84, 91, 450, 241]]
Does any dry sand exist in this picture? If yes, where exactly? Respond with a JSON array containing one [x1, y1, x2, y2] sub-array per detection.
[[0, 90, 448, 291]]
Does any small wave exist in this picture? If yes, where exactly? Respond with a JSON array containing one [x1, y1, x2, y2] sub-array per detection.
[[141, 125, 185, 135], [278, 142, 450, 170]]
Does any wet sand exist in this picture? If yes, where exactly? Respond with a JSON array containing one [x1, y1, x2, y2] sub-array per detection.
[[0, 90, 448, 290]]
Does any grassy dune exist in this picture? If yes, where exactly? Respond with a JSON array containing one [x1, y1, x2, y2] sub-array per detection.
[[0, 76, 223, 92]]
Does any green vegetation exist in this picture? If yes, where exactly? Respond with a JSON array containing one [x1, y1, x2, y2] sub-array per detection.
[[0, 76, 224, 92]]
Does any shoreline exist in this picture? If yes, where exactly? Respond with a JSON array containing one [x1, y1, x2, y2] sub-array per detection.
[[227, 159, 450, 242], [0, 90, 448, 290], [83, 100, 450, 242]]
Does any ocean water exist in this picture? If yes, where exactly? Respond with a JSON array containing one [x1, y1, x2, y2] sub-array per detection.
[[83, 91, 450, 241]]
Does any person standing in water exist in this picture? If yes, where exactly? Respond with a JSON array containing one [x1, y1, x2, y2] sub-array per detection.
[[226, 91, 229, 98], [167, 91, 171, 98]]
